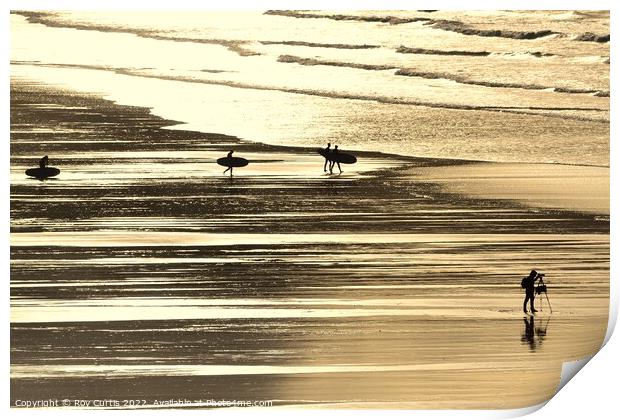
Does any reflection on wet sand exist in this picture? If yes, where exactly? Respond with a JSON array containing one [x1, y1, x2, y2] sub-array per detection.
[[521, 316, 550, 352]]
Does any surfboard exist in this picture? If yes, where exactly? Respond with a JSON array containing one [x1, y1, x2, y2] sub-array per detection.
[[217, 157, 249, 168], [317, 149, 357, 164], [25, 167, 60, 178], [331, 153, 357, 164], [318, 148, 330, 159]]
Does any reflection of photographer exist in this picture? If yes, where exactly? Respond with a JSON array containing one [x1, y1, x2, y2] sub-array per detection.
[[521, 315, 550, 351], [521, 270, 545, 314]]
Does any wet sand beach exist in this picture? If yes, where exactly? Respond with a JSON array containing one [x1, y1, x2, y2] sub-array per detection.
[[412, 163, 609, 215], [10, 78, 609, 409]]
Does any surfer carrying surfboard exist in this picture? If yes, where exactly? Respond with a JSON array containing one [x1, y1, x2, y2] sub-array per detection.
[[329, 145, 343, 174], [223, 150, 235, 177], [322, 143, 331, 172], [316, 145, 356, 174], [217, 150, 249, 177]]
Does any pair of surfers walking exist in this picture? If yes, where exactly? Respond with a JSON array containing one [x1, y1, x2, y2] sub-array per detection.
[[222, 144, 352, 178]]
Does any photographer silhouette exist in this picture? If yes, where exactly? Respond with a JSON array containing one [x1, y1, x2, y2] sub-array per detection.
[[521, 270, 542, 314]]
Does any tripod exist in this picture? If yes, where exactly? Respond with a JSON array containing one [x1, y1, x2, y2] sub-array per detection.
[[536, 277, 553, 313]]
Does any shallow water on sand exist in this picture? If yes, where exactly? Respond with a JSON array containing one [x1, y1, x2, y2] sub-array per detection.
[[10, 80, 609, 408]]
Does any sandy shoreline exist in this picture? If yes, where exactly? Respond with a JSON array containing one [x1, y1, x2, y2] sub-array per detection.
[[10, 78, 609, 409], [412, 162, 609, 215]]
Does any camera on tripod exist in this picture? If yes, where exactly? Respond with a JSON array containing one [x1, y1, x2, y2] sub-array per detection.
[[535, 273, 547, 295]]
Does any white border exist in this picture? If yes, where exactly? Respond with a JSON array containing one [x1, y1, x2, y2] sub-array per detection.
[[3, 1, 617, 419], [1, 0, 617, 11]]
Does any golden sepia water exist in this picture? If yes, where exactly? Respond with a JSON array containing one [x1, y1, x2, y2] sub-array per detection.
[[10, 10, 609, 409]]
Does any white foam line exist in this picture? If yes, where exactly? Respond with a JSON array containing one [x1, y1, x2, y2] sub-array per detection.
[[10, 302, 514, 323], [9, 232, 607, 248], [10, 360, 538, 379]]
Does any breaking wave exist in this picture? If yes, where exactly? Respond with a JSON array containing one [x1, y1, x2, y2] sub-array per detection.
[[13, 11, 260, 57], [273, 55, 607, 97], [397, 46, 558, 58], [396, 46, 491, 56], [277, 55, 396, 70], [429, 20, 557, 40], [396, 46, 559, 59], [574, 32, 610, 43], [13, 61, 608, 122], [264, 10, 562, 40], [264, 10, 433, 25], [260, 40, 379, 49], [265, 10, 609, 44], [394, 68, 607, 96]]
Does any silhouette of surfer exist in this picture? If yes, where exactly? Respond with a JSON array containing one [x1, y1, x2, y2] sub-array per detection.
[[522, 270, 539, 314], [223, 150, 235, 177], [323, 142, 332, 172], [39, 155, 49, 169], [329, 145, 343, 174]]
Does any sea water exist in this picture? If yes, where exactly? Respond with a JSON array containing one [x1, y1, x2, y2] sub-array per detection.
[[11, 10, 609, 165]]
